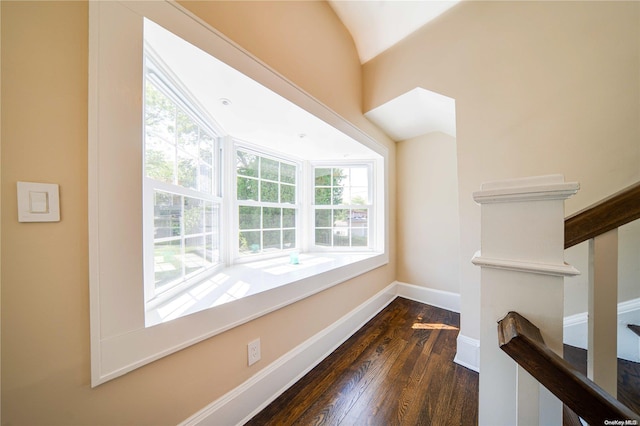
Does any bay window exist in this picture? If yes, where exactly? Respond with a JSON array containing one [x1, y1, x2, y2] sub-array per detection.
[[90, 1, 387, 386]]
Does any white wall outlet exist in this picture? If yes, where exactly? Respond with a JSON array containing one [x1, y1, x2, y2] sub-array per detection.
[[248, 338, 261, 366]]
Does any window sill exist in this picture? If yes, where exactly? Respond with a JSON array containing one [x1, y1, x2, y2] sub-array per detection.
[[145, 251, 382, 327]]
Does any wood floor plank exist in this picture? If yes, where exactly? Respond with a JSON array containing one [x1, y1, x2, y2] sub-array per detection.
[[245, 297, 479, 426], [250, 300, 412, 425]]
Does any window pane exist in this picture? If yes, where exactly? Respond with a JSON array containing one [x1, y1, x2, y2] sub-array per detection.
[[154, 192, 181, 238], [199, 164, 212, 194], [206, 234, 219, 264], [315, 188, 331, 205], [263, 230, 281, 250], [199, 131, 214, 165], [263, 207, 281, 229], [281, 163, 296, 184], [350, 167, 368, 187], [206, 203, 220, 264], [332, 168, 346, 186], [349, 186, 368, 205], [154, 239, 182, 290], [334, 229, 350, 247], [184, 236, 206, 275], [176, 109, 199, 156], [315, 229, 331, 246], [315, 209, 331, 228], [239, 206, 260, 230], [315, 168, 331, 186], [237, 151, 258, 177], [261, 157, 279, 181], [283, 208, 296, 228], [177, 152, 197, 190], [205, 201, 215, 232], [184, 197, 204, 235], [332, 187, 345, 205], [145, 81, 176, 142], [352, 231, 368, 247], [260, 181, 279, 203], [145, 135, 175, 183], [239, 231, 261, 254], [333, 209, 349, 227], [280, 184, 295, 204], [283, 229, 295, 249], [237, 177, 258, 201]]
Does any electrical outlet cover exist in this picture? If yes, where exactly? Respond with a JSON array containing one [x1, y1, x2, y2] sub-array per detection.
[[248, 338, 261, 366]]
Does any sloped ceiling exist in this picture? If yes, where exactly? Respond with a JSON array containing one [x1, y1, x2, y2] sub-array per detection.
[[328, 0, 460, 141], [327, 0, 459, 64]]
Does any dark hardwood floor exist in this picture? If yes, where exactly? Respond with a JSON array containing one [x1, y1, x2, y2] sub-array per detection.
[[563, 344, 640, 415], [246, 297, 479, 426]]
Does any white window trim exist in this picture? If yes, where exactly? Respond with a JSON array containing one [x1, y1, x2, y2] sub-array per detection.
[[142, 51, 225, 304], [310, 161, 376, 251], [232, 141, 303, 264], [89, 0, 389, 387]]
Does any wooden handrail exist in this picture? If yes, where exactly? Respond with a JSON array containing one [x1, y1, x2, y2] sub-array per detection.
[[497, 311, 640, 425], [565, 181, 640, 249]]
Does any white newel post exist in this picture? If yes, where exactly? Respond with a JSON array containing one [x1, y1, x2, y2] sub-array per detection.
[[472, 175, 580, 426]]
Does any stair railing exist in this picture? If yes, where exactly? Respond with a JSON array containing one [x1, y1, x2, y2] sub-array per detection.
[[472, 175, 640, 425], [564, 180, 640, 395], [498, 311, 640, 425]]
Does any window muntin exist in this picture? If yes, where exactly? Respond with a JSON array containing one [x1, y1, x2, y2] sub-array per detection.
[[237, 149, 298, 256], [314, 166, 371, 248], [144, 58, 222, 299]]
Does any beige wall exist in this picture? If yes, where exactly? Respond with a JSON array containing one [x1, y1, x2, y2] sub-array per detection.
[[396, 132, 460, 293], [1, 1, 395, 424], [364, 1, 640, 339]]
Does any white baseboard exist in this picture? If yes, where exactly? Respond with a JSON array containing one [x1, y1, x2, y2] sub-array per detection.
[[563, 297, 640, 363], [394, 281, 461, 313], [453, 334, 480, 372], [179, 282, 398, 426], [392, 282, 480, 372]]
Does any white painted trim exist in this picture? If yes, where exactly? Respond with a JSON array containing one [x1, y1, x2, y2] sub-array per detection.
[[619, 297, 640, 315], [394, 281, 460, 313], [472, 253, 580, 277], [454, 334, 480, 372], [180, 282, 397, 426], [563, 297, 640, 363], [89, 0, 390, 386], [563, 311, 587, 328], [473, 174, 579, 204]]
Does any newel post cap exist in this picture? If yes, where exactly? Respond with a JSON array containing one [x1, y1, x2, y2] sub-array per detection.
[[473, 174, 579, 204]]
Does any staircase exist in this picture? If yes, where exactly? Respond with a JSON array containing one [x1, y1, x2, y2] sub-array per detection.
[[473, 175, 640, 425]]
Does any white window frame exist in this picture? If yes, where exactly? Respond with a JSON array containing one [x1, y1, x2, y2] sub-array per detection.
[[142, 52, 224, 305], [89, 0, 388, 387], [232, 143, 302, 263], [311, 162, 376, 251]]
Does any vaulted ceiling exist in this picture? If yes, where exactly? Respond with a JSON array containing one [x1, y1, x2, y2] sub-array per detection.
[[327, 0, 461, 141], [327, 0, 460, 64]]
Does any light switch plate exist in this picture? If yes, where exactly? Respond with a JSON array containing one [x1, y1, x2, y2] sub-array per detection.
[[17, 181, 60, 222]]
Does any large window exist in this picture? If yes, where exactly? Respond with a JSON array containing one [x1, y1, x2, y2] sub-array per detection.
[[143, 56, 222, 301], [236, 149, 298, 256], [314, 166, 371, 248], [89, 1, 388, 386]]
